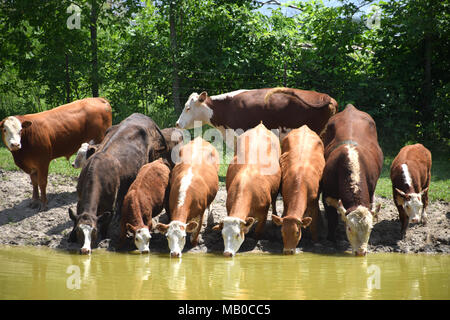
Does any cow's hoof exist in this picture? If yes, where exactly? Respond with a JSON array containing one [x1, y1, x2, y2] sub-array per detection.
[[29, 200, 40, 209], [38, 204, 48, 212]]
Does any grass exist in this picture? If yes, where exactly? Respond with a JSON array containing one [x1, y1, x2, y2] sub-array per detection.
[[1, 146, 449, 202]]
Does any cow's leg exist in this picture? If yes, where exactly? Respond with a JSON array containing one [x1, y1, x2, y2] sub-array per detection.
[[254, 211, 267, 240], [29, 170, 40, 209], [37, 165, 49, 211], [271, 196, 277, 216], [190, 214, 204, 247], [397, 205, 408, 239], [421, 189, 429, 225], [324, 201, 338, 242], [308, 200, 320, 243]]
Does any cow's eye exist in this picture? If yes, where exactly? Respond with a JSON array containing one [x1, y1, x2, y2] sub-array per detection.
[[186, 106, 191, 111]]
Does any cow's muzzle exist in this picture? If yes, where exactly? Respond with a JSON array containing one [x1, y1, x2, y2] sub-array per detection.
[[80, 248, 91, 255]]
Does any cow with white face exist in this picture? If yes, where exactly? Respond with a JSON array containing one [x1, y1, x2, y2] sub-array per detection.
[[390, 144, 432, 238], [157, 220, 199, 258], [214, 217, 255, 257], [214, 123, 281, 257], [72, 141, 98, 169], [0, 116, 31, 151], [326, 198, 380, 256], [175, 88, 338, 142], [126, 225, 151, 253], [156, 137, 219, 258]]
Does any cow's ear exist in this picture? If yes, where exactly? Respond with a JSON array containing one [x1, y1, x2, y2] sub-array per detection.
[[371, 203, 381, 221], [271, 214, 283, 226], [186, 221, 199, 233], [0, 119, 4, 129], [242, 217, 256, 234], [68, 208, 78, 221], [155, 223, 169, 234], [126, 223, 136, 238], [337, 200, 347, 222], [212, 221, 223, 231], [300, 217, 312, 228], [420, 187, 429, 196], [86, 145, 98, 159], [198, 91, 208, 103], [21, 120, 32, 129]]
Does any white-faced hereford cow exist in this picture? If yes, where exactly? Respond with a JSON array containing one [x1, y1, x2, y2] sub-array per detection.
[[176, 87, 338, 138], [120, 158, 172, 253], [272, 125, 325, 254], [390, 144, 431, 238], [156, 137, 219, 258], [68, 113, 168, 254], [321, 104, 383, 256], [213, 123, 281, 257], [0, 98, 112, 210]]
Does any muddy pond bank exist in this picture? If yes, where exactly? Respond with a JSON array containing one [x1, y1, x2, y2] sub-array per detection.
[[0, 170, 449, 255]]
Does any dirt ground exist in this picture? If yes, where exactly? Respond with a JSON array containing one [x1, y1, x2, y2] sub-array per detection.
[[0, 169, 449, 255]]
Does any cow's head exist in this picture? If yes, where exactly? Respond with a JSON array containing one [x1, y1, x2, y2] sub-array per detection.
[[68, 208, 112, 255], [0, 116, 32, 151], [326, 198, 380, 256], [271, 215, 312, 254], [72, 143, 90, 168], [213, 216, 255, 257], [156, 220, 198, 258], [126, 224, 151, 253], [395, 188, 428, 224], [175, 92, 213, 129]]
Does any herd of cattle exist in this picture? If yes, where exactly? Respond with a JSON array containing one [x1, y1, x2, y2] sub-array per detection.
[[0, 87, 432, 257]]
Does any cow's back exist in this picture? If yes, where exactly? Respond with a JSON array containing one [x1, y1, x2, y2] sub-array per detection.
[[280, 125, 324, 196]]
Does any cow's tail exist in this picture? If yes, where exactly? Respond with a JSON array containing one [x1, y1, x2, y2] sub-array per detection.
[[264, 87, 332, 109]]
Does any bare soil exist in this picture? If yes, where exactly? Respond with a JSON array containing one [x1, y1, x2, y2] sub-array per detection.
[[0, 169, 449, 254]]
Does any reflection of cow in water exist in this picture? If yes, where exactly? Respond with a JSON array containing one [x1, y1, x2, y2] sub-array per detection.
[[0, 98, 112, 210], [321, 104, 383, 256]]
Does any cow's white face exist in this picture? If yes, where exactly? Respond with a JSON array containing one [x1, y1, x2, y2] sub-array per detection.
[[166, 221, 188, 258], [79, 224, 94, 255], [402, 193, 423, 223], [176, 92, 213, 129], [344, 207, 373, 256], [134, 228, 151, 253], [1, 117, 30, 151], [220, 217, 255, 257], [72, 143, 89, 168]]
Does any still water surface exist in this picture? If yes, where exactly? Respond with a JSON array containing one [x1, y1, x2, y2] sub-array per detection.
[[0, 246, 448, 299]]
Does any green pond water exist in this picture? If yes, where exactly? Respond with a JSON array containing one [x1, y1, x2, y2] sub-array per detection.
[[0, 246, 448, 300]]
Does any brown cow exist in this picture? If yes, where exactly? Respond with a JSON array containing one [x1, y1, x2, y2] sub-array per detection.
[[321, 104, 383, 256], [156, 137, 219, 258], [175, 87, 337, 138], [390, 144, 431, 238], [272, 125, 325, 254], [213, 123, 281, 257], [120, 158, 171, 253], [0, 98, 112, 210]]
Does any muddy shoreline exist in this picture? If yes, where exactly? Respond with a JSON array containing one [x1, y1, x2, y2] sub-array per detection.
[[0, 169, 449, 255]]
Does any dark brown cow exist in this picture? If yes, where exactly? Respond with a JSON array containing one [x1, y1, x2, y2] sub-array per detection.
[[390, 144, 431, 238], [156, 137, 219, 258], [120, 158, 171, 253], [68, 113, 167, 254], [272, 125, 325, 254], [321, 104, 383, 256], [0, 98, 112, 210], [175, 87, 337, 137], [213, 123, 281, 257]]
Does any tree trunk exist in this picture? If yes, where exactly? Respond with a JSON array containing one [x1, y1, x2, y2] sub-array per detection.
[[65, 53, 71, 103], [90, 0, 99, 97], [169, 2, 181, 113]]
